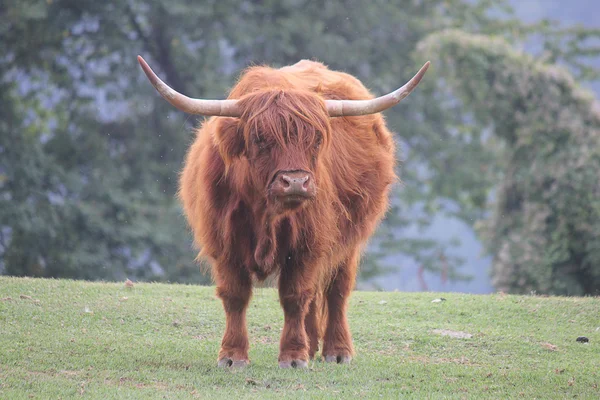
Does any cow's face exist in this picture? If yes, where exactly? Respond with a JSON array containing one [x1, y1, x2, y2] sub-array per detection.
[[216, 90, 330, 213], [248, 123, 322, 212]]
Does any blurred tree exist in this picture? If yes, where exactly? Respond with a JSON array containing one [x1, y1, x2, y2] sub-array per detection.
[[418, 30, 600, 295], [1, 0, 599, 289], [1, 0, 209, 282]]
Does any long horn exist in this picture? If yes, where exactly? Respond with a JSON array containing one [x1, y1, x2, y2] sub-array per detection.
[[137, 56, 241, 117], [325, 61, 430, 117]]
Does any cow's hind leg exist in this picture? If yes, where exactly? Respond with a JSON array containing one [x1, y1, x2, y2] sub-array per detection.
[[304, 296, 320, 359], [214, 263, 252, 368], [277, 257, 318, 368], [322, 252, 357, 364]]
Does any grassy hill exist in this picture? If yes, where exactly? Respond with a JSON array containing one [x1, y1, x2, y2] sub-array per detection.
[[0, 277, 598, 399]]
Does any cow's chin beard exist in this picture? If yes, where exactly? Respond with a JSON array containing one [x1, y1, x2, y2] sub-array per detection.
[[266, 195, 312, 215]]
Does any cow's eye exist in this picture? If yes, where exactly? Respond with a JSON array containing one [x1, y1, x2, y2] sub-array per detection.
[[252, 134, 264, 146], [252, 135, 269, 153], [314, 136, 322, 150]]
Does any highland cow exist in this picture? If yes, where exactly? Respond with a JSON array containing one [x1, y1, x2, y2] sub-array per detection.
[[138, 55, 429, 368]]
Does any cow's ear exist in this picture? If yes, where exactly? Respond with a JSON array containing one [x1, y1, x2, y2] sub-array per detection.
[[215, 118, 245, 166]]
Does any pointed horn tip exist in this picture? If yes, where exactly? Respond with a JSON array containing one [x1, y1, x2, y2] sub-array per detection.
[[411, 61, 431, 85], [137, 56, 160, 88], [138, 56, 152, 71]]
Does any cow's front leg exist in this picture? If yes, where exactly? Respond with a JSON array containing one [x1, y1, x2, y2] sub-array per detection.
[[214, 263, 252, 368], [277, 257, 317, 368]]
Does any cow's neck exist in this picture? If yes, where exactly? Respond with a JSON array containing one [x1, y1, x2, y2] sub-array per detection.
[[251, 205, 306, 278]]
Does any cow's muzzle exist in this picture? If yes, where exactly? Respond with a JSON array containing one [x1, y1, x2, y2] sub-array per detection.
[[269, 170, 315, 207]]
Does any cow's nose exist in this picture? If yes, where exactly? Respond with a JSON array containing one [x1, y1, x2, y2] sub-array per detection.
[[271, 171, 315, 200], [279, 173, 311, 193]]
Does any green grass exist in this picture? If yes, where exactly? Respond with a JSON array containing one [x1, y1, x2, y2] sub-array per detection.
[[0, 277, 598, 399]]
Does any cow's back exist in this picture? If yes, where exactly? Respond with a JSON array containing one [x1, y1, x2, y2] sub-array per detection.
[[229, 60, 375, 102]]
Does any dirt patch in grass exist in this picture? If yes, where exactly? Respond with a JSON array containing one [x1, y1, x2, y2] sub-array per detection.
[[432, 329, 473, 339]]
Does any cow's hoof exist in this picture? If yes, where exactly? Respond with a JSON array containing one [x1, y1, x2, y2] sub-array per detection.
[[278, 359, 308, 369], [217, 358, 249, 368], [324, 354, 352, 364]]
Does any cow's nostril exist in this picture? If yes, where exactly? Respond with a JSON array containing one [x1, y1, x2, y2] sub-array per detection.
[[280, 176, 291, 189], [302, 176, 310, 189]]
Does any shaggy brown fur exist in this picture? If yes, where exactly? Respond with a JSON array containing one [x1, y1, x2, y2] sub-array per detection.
[[179, 59, 396, 367]]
